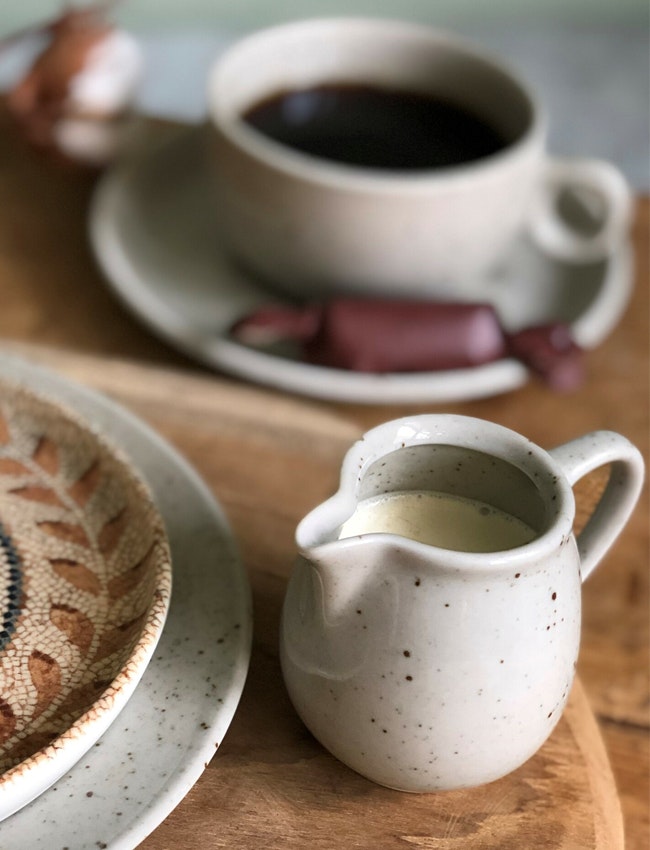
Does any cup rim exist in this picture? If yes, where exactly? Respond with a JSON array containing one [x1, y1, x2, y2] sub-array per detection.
[[296, 414, 576, 569], [207, 17, 547, 193]]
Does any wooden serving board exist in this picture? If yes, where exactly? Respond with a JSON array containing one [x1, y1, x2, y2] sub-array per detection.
[[1, 343, 624, 850]]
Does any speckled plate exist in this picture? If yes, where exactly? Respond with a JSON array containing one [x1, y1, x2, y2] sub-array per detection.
[[0, 353, 251, 848], [89, 125, 633, 404], [0, 378, 172, 820]]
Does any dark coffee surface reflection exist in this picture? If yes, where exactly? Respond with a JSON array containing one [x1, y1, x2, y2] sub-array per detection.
[[242, 83, 508, 170]]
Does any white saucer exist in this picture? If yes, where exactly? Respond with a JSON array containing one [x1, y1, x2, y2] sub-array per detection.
[[0, 352, 252, 849], [89, 126, 633, 404]]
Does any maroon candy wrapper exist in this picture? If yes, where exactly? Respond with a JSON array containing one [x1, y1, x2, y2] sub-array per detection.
[[506, 324, 585, 392], [232, 300, 507, 371], [307, 300, 508, 372], [230, 299, 585, 390]]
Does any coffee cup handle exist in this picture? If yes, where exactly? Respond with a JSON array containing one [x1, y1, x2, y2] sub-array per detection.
[[549, 432, 644, 582], [528, 157, 632, 263]]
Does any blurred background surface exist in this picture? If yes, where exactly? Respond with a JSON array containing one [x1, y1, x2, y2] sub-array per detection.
[[0, 1, 647, 188]]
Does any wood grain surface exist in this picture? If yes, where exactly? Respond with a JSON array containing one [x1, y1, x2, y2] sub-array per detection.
[[0, 107, 647, 848], [0, 345, 628, 849]]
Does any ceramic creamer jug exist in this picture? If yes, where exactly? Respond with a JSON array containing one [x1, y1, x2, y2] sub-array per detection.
[[280, 415, 644, 792]]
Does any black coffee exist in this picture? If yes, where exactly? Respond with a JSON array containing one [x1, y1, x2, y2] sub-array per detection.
[[241, 83, 508, 171]]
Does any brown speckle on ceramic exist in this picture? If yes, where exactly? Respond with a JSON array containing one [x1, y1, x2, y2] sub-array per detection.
[[283, 413, 643, 792]]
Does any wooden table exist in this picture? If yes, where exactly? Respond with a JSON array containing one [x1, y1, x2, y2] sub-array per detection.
[[0, 109, 647, 848]]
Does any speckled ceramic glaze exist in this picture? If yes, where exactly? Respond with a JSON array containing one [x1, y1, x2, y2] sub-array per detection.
[[280, 414, 644, 792], [0, 379, 172, 819]]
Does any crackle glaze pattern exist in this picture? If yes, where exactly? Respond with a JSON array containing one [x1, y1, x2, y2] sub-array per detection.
[[281, 414, 643, 792], [0, 379, 171, 814], [0, 354, 250, 848]]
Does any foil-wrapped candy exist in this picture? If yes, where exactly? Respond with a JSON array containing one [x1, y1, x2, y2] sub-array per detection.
[[231, 299, 585, 391]]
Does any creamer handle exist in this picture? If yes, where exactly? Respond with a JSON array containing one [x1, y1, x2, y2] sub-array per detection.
[[549, 432, 644, 581]]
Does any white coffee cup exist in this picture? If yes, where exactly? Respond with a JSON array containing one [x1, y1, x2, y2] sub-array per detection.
[[207, 18, 631, 300]]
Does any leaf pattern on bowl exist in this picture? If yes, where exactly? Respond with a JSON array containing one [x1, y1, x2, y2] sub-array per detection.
[[0, 381, 171, 774]]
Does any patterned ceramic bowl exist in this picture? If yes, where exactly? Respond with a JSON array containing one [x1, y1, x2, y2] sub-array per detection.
[[0, 379, 172, 819]]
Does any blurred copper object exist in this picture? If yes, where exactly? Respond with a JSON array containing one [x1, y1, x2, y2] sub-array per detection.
[[5, 2, 141, 165]]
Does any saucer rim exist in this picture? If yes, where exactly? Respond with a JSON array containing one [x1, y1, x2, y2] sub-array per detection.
[[88, 125, 633, 405]]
